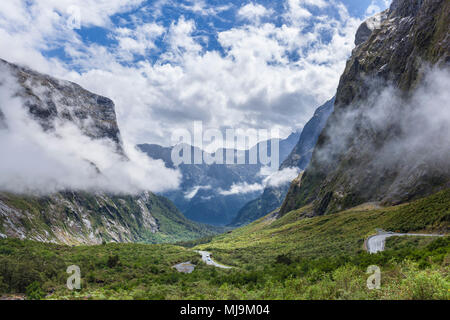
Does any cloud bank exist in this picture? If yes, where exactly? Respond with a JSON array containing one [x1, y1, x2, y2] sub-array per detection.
[[314, 66, 450, 197], [219, 166, 300, 195], [184, 185, 212, 199], [0, 0, 368, 147], [0, 66, 180, 195], [263, 167, 301, 188], [219, 182, 264, 196]]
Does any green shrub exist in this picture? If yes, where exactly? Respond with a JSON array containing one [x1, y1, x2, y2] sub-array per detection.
[[275, 254, 293, 265], [0, 275, 7, 294], [107, 255, 120, 268], [26, 281, 45, 300], [400, 264, 450, 299]]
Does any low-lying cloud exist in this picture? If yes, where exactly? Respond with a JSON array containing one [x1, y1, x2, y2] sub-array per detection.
[[219, 166, 300, 196], [184, 185, 212, 199], [0, 67, 181, 195], [314, 66, 450, 197], [219, 182, 264, 196], [263, 167, 300, 188]]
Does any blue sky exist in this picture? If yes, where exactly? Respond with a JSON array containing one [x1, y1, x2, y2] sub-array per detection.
[[0, 0, 391, 147], [47, 0, 385, 67]]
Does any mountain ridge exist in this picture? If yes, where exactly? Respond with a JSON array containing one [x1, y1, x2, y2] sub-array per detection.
[[280, 0, 450, 217], [138, 132, 300, 225], [0, 58, 216, 244]]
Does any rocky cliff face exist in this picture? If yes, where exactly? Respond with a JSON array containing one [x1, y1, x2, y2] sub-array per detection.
[[0, 58, 123, 151], [0, 191, 215, 244], [280, 0, 450, 216], [230, 98, 334, 226], [280, 97, 335, 170], [0, 59, 214, 244]]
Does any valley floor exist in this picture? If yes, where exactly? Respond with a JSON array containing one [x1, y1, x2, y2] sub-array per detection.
[[0, 189, 449, 300]]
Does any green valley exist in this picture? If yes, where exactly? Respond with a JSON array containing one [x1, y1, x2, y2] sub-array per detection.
[[1, 188, 448, 300]]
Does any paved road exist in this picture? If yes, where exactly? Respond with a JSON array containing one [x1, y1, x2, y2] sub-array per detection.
[[195, 250, 232, 269], [367, 232, 443, 253]]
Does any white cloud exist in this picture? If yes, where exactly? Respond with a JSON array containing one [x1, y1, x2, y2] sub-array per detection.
[[219, 166, 301, 196], [164, 16, 203, 60], [263, 167, 301, 187], [0, 0, 144, 75], [365, 0, 391, 16], [219, 182, 264, 196], [180, 0, 232, 16], [304, 0, 328, 7], [184, 185, 212, 199], [115, 23, 165, 57], [238, 3, 273, 24], [284, 0, 314, 24], [37, 0, 145, 27], [0, 0, 362, 150]]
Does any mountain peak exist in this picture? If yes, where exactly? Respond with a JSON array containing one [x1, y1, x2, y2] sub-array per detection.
[[0, 58, 124, 153]]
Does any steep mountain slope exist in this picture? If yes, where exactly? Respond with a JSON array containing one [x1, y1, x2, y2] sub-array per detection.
[[280, 97, 335, 170], [280, 0, 450, 216], [0, 59, 216, 244], [0, 58, 123, 152], [0, 191, 216, 244], [230, 98, 334, 226], [138, 132, 300, 225], [230, 184, 290, 227]]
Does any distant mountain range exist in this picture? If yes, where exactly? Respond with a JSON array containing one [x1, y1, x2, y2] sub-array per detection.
[[138, 132, 300, 225], [229, 97, 334, 227]]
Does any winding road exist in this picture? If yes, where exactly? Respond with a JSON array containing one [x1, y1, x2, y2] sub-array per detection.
[[195, 250, 232, 269], [366, 231, 443, 253]]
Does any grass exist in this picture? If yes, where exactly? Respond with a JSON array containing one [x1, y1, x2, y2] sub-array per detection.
[[385, 236, 440, 251], [0, 189, 448, 300], [0, 236, 448, 300]]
